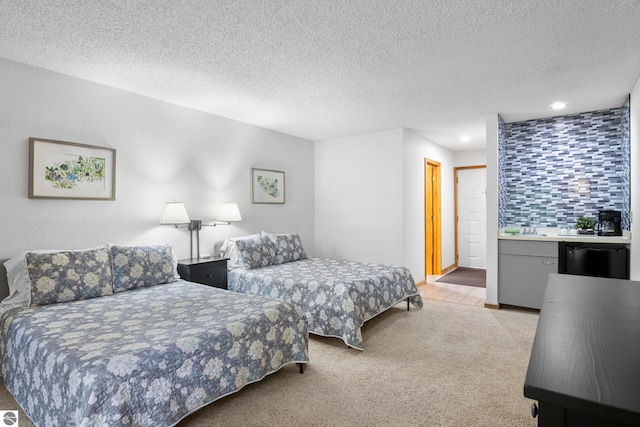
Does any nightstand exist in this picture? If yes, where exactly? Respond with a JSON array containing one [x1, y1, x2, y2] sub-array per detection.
[[177, 257, 228, 290]]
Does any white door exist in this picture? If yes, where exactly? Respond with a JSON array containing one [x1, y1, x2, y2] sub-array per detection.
[[457, 168, 487, 268]]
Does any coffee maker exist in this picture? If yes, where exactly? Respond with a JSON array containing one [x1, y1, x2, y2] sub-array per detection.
[[597, 210, 622, 236]]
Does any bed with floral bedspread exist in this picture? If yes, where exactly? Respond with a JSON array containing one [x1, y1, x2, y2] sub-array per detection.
[[0, 277, 308, 426], [227, 245, 423, 351]]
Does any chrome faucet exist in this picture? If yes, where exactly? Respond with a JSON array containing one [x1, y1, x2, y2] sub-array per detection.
[[523, 216, 537, 235]]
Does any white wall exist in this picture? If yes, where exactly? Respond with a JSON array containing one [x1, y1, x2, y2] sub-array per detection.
[[314, 129, 404, 265], [454, 149, 486, 167], [0, 58, 315, 261], [485, 114, 499, 306], [631, 76, 640, 280], [402, 130, 455, 280], [314, 128, 456, 283]]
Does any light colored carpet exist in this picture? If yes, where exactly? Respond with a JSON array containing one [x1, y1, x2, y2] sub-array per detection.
[[0, 299, 539, 426]]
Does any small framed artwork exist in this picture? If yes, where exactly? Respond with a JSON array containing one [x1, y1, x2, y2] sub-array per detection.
[[251, 168, 285, 204], [29, 137, 116, 200]]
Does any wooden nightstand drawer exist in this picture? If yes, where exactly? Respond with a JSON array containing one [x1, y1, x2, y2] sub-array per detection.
[[177, 257, 228, 290]]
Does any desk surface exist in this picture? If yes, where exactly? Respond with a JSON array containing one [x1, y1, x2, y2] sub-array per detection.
[[524, 273, 640, 424]]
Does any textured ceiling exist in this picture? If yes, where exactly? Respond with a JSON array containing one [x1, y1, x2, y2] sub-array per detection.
[[1, 0, 640, 151]]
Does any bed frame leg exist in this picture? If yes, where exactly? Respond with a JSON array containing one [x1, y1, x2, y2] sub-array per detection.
[[297, 363, 304, 374], [407, 298, 410, 311]]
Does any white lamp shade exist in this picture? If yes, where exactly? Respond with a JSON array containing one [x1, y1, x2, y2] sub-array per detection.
[[160, 202, 191, 225], [217, 203, 242, 222]]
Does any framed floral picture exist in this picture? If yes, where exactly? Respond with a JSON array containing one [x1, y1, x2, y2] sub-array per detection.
[[251, 168, 285, 204], [29, 138, 116, 200]]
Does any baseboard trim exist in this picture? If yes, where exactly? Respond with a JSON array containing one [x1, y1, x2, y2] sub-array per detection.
[[441, 263, 457, 275], [484, 303, 501, 310]]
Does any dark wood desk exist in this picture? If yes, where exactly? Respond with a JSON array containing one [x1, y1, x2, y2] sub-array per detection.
[[524, 273, 640, 426]]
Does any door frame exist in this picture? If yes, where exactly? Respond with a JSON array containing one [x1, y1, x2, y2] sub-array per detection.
[[425, 159, 442, 276], [454, 165, 487, 266]]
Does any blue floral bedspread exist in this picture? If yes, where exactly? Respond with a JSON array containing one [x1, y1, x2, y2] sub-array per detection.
[[0, 280, 308, 426], [228, 258, 423, 350]]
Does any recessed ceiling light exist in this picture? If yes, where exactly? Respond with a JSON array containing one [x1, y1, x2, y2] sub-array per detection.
[[548, 102, 567, 110], [460, 135, 470, 142]]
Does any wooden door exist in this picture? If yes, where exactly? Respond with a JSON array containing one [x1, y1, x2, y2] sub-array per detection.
[[425, 159, 442, 275]]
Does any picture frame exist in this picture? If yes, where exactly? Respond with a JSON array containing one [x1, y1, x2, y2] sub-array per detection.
[[251, 168, 285, 204], [29, 137, 116, 200]]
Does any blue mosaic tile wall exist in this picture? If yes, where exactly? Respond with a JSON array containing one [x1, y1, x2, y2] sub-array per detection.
[[498, 115, 508, 228], [500, 108, 630, 229], [621, 97, 631, 230]]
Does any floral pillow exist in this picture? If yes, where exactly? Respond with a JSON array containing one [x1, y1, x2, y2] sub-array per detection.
[[262, 232, 308, 264], [110, 244, 176, 292], [26, 247, 113, 306], [219, 234, 260, 270], [234, 234, 277, 269]]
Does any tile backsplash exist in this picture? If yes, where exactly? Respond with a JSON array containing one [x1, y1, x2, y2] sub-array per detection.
[[498, 106, 630, 230]]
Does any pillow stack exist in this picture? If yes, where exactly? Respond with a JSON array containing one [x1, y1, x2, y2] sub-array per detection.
[[223, 232, 307, 270], [3, 244, 179, 308]]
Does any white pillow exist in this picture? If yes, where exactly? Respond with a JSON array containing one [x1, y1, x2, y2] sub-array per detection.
[[2, 246, 107, 307], [219, 234, 260, 270], [2, 252, 32, 306]]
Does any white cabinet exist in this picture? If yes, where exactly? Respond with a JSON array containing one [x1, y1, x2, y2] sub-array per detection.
[[498, 240, 557, 309]]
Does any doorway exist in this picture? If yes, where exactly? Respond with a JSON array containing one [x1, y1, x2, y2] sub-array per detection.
[[455, 166, 487, 268], [425, 159, 442, 276]]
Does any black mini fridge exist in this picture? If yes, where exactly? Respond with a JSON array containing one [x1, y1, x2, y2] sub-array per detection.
[[558, 242, 629, 280]]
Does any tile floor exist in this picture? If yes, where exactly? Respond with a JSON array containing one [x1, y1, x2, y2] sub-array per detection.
[[417, 274, 486, 307]]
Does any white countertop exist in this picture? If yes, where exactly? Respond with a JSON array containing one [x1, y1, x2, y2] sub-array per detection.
[[498, 228, 631, 244]]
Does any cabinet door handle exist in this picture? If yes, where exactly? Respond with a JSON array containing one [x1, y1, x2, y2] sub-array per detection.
[[541, 261, 555, 265]]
